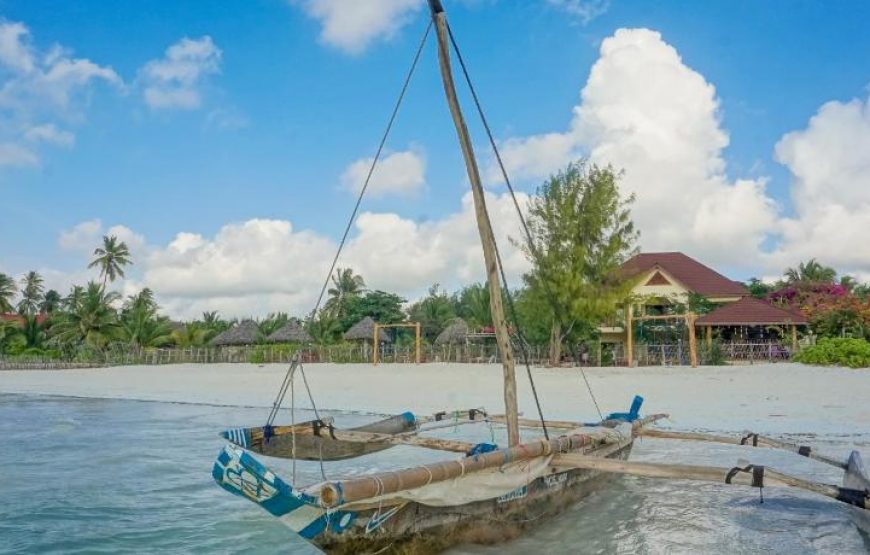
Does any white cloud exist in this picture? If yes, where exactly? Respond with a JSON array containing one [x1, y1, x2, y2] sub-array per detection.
[[769, 90, 870, 275], [140, 36, 221, 110], [58, 219, 146, 258], [25, 123, 74, 147], [0, 142, 37, 167], [341, 149, 426, 196], [487, 28, 778, 270], [294, 0, 423, 54], [0, 20, 120, 170], [546, 0, 610, 24]]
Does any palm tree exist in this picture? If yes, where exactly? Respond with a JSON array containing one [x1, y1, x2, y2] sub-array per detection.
[[171, 323, 208, 348], [258, 312, 290, 338], [88, 235, 133, 290], [0, 319, 22, 353], [64, 285, 85, 311], [784, 259, 837, 284], [326, 267, 366, 318], [20, 314, 46, 350], [0, 273, 16, 313], [51, 281, 121, 349], [40, 289, 62, 314], [17, 271, 44, 316]]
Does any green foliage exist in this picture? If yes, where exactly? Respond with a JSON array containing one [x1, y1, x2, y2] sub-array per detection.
[[17, 271, 44, 316], [340, 290, 406, 331], [88, 234, 132, 289], [306, 310, 341, 345], [257, 312, 290, 338], [784, 259, 837, 284], [247, 343, 299, 364], [452, 283, 492, 329], [171, 323, 209, 347], [516, 160, 637, 363], [673, 293, 717, 316], [793, 337, 870, 368], [326, 267, 366, 319], [0, 272, 17, 313], [40, 289, 62, 314], [50, 281, 121, 349], [746, 278, 774, 299], [408, 284, 456, 342]]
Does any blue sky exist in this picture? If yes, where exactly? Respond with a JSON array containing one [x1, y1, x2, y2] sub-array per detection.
[[1, 0, 869, 318]]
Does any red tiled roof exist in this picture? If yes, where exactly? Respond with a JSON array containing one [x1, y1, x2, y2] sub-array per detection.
[[622, 252, 748, 297], [696, 296, 808, 326]]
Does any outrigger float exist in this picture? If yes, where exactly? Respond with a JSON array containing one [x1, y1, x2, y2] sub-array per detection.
[[213, 1, 870, 553]]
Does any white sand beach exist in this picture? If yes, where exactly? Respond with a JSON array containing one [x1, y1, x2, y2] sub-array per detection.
[[2, 362, 868, 437]]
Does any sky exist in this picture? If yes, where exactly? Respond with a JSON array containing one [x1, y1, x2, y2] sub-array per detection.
[[1, 0, 869, 319]]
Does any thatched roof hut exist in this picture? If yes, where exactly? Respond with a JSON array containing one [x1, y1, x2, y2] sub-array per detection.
[[266, 320, 313, 344], [435, 317, 468, 345], [344, 316, 392, 343], [211, 320, 260, 346]]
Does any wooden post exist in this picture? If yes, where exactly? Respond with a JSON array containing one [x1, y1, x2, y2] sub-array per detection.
[[429, 0, 519, 446], [625, 303, 633, 367], [687, 312, 698, 368], [791, 324, 798, 353], [372, 324, 379, 365], [415, 322, 421, 364], [705, 325, 712, 349]]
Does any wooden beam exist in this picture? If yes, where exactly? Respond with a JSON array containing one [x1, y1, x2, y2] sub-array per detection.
[[687, 312, 698, 368], [552, 453, 868, 510], [639, 428, 847, 470], [791, 324, 798, 353], [625, 303, 633, 367], [429, 1, 519, 446], [705, 325, 712, 349], [416, 322, 422, 364], [372, 323, 379, 365]]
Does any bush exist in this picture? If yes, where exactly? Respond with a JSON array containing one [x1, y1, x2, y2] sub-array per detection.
[[793, 337, 870, 368]]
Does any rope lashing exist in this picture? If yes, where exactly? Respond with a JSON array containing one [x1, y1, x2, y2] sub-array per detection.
[[725, 464, 766, 503]]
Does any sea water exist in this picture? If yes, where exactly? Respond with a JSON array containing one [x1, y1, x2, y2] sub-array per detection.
[[1, 393, 867, 554]]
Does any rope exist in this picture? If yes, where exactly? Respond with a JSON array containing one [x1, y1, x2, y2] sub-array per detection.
[[446, 22, 604, 422], [265, 20, 433, 422]]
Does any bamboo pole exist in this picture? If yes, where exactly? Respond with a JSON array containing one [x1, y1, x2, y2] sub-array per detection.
[[687, 312, 698, 368], [553, 453, 868, 510], [372, 324, 379, 365], [625, 303, 633, 367], [791, 324, 798, 353], [638, 428, 848, 470], [416, 322, 422, 364], [428, 0, 519, 447]]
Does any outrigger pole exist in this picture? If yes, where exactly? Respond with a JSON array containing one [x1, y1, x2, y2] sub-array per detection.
[[428, 0, 520, 446]]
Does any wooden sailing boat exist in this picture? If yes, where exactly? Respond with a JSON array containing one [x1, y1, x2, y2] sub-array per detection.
[[213, 1, 869, 552]]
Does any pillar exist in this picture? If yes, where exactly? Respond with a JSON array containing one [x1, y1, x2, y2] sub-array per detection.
[[625, 303, 633, 367]]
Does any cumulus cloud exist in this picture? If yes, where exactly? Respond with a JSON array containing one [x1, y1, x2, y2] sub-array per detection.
[[58, 218, 146, 257], [0, 19, 120, 169], [769, 90, 870, 275], [293, 0, 423, 54], [140, 36, 222, 110], [341, 149, 426, 196], [488, 28, 778, 270]]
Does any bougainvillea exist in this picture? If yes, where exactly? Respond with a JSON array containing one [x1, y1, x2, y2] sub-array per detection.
[[768, 282, 870, 339]]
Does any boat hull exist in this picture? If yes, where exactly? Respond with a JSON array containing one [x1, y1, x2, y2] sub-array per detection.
[[220, 412, 416, 461], [316, 439, 633, 554]]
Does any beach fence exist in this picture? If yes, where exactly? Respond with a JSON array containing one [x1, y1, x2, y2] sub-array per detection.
[[628, 341, 796, 366]]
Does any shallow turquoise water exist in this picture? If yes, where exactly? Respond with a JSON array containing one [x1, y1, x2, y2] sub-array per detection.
[[2, 393, 868, 554]]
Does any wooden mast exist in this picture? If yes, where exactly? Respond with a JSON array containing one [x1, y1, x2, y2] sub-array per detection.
[[428, 0, 520, 446]]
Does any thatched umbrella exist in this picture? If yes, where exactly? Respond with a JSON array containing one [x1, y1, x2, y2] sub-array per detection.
[[344, 316, 392, 343], [435, 317, 468, 345], [266, 320, 313, 344], [211, 320, 260, 346]]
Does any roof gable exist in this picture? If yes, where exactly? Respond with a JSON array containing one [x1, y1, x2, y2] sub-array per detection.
[[623, 252, 747, 297], [644, 270, 672, 286]]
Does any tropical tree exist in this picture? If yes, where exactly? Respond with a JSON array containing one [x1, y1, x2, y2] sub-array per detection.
[[51, 281, 121, 349], [40, 289, 62, 314], [307, 310, 341, 346], [64, 285, 85, 311], [17, 271, 44, 316], [516, 161, 638, 366], [0, 272, 16, 313], [340, 290, 406, 331], [408, 284, 456, 342], [746, 277, 775, 299], [0, 319, 22, 353], [453, 283, 492, 330], [258, 312, 290, 338], [784, 259, 837, 284], [19, 314, 47, 350], [171, 323, 209, 348], [326, 267, 366, 318], [88, 235, 133, 290]]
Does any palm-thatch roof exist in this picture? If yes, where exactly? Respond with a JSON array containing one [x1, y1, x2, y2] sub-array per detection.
[[435, 317, 468, 345], [343, 316, 392, 342], [211, 320, 260, 346], [266, 320, 313, 343]]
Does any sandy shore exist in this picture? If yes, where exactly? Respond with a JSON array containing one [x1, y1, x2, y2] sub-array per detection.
[[2, 362, 868, 436]]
